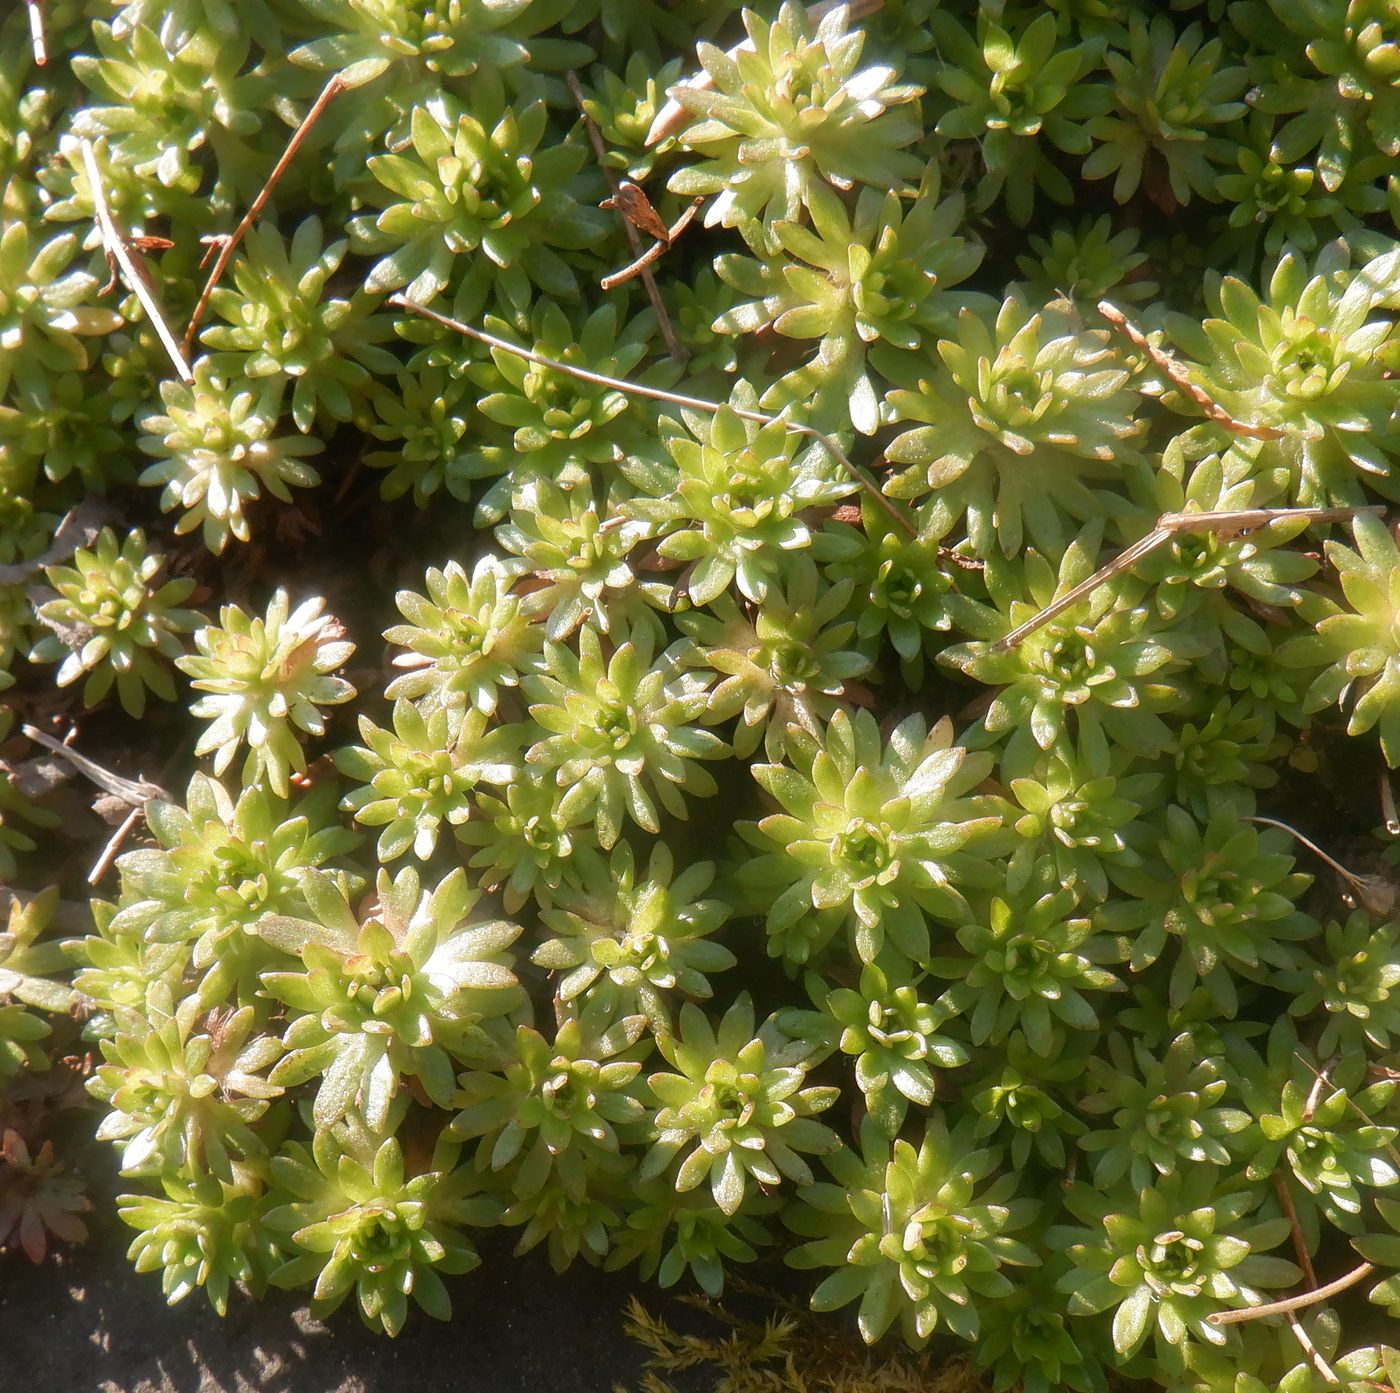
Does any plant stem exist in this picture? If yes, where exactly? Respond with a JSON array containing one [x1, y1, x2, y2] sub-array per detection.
[[80, 139, 193, 384], [182, 72, 347, 357], [387, 294, 917, 537], [567, 69, 687, 363], [1207, 1261, 1374, 1326]]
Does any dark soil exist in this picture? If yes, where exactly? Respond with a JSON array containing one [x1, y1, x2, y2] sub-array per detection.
[[1, 1139, 680, 1393]]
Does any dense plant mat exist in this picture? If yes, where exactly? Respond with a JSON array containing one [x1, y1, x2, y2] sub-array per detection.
[[5, 1, 1400, 1390]]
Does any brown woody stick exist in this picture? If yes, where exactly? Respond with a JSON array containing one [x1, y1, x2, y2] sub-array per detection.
[[992, 504, 1383, 653], [183, 72, 347, 357], [601, 199, 703, 291], [566, 70, 687, 363], [1099, 299, 1286, 440], [1207, 1262, 1375, 1326]]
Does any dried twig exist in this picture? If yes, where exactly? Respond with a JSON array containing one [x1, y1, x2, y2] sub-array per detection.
[[1293, 1050, 1400, 1174], [646, 0, 885, 146], [87, 806, 142, 886], [1272, 1173, 1318, 1289], [1099, 299, 1286, 440], [24, 0, 46, 65], [79, 139, 193, 384], [1207, 1261, 1375, 1326], [1286, 1310, 1341, 1386], [19, 725, 168, 807], [1382, 769, 1400, 837], [1247, 814, 1398, 917], [566, 70, 687, 363], [601, 199, 702, 290], [388, 294, 916, 537], [183, 72, 347, 357], [992, 505, 1381, 652]]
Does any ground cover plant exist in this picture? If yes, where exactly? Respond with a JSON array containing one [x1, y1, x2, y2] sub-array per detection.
[[6, 1, 1400, 1390]]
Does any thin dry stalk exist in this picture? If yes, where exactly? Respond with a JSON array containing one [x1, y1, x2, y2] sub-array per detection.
[[20, 725, 167, 806], [79, 139, 193, 383], [992, 504, 1381, 652], [566, 70, 687, 362], [87, 806, 142, 885], [1099, 299, 1285, 440], [1292, 1049, 1400, 1175], [1382, 769, 1400, 837], [1207, 1261, 1375, 1326], [601, 199, 703, 291], [1246, 813, 1398, 917], [1286, 1311, 1341, 1386], [1272, 1173, 1318, 1289], [387, 294, 917, 537], [25, 0, 46, 65], [182, 72, 347, 356]]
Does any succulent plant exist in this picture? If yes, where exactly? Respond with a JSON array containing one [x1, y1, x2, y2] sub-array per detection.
[[1282, 514, 1400, 765], [29, 527, 199, 717], [1103, 805, 1316, 1013], [738, 708, 1005, 966], [665, 1, 924, 228], [200, 216, 399, 433], [625, 384, 859, 605], [0, 186, 122, 398], [137, 364, 324, 554], [458, 300, 669, 520], [71, 21, 264, 198], [531, 842, 735, 1031], [639, 993, 838, 1216], [1236, 1033, 1399, 1225], [607, 1177, 773, 1297], [452, 1001, 649, 1200], [105, 771, 359, 1007], [383, 556, 544, 717], [259, 866, 522, 1129], [673, 557, 872, 761], [880, 296, 1146, 557], [0, 890, 78, 1052], [1286, 909, 1400, 1052], [0, 713, 60, 883], [523, 623, 726, 849], [714, 170, 985, 432], [942, 528, 1205, 762], [1078, 1030, 1252, 1189], [930, 10, 1108, 224], [811, 961, 967, 1138], [350, 71, 606, 311], [1001, 726, 1161, 902], [1082, 14, 1248, 208], [1054, 1171, 1300, 1361], [495, 477, 657, 641], [785, 1115, 1039, 1346], [178, 590, 356, 798], [455, 773, 592, 915], [90, 985, 282, 1180], [334, 699, 519, 862], [928, 867, 1124, 1055], [117, 1168, 273, 1315], [266, 1119, 491, 1335], [1015, 213, 1154, 305], [1167, 243, 1400, 504]]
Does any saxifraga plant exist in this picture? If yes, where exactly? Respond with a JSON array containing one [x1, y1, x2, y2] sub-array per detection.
[[12, 0, 1400, 1383]]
